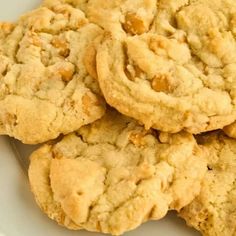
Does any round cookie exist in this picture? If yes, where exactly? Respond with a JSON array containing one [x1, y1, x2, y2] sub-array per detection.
[[180, 132, 236, 236], [0, 4, 105, 144], [152, 0, 190, 36], [29, 110, 207, 235], [97, 32, 236, 133], [43, 0, 157, 38]]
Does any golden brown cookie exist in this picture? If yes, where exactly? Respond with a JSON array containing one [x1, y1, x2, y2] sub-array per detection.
[[29, 110, 207, 235], [176, 0, 236, 67], [97, 32, 236, 133], [42, 0, 236, 135], [43, 0, 157, 38], [0, 5, 105, 144], [180, 132, 236, 236]]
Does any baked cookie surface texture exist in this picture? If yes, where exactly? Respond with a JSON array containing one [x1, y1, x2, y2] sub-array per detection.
[[29, 110, 207, 235], [223, 122, 236, 139], [180, 132, 236, 236], [96, 0, 236, 133], [0, 4, 105, 144], [43, 0, 157, 38]]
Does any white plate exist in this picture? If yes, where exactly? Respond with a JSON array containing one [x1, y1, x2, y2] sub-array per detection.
[[0, 1, 200, 236]]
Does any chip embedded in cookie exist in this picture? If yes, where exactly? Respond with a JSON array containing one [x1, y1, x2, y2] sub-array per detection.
[[86, 0, 157, 37], [180, 132, 236, 236], [223, 122, 236, 139], [29, 110, 207, 235], [43, 0, 157, 38], [0, 5, 105, 144], [96, 24, 236, 133]]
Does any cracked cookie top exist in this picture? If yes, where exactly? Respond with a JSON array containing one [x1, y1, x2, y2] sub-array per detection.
[[0, 4, 105, 144], [96, 0, 236, 134], [39, 0, 236, 134], [180, 132, 236, 236], [43, 0, 157, 38], [28, 110, 207, 235], [97, 32, 236, 133]]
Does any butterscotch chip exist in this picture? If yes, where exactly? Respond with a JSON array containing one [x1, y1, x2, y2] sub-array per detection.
[[0, 5, 105, 144], [0, 22, 15, 34], [47, 61, 75, 82], [51, 37, 70, 57], [128, 130, 149, 147], [58, 63, 75, 82], [180, 132, 236, 236], [82, 92, 102, 116], [223, 122, 236, 139], [123, 12, 147, 35], [152, 74, 173, 93], [29, 110, 207, 235]]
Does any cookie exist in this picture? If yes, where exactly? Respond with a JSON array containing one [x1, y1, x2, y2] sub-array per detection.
[[176, 0, 236, 67], [180, 132, 236, 236], [28, 110, 207, 235], [97, 31, 236, 133], [43, 0, 157, 38], [0, 5, 105, 144]]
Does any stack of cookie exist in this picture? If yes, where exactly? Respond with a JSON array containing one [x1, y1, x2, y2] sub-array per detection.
[[0, 0, 236, 235]]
